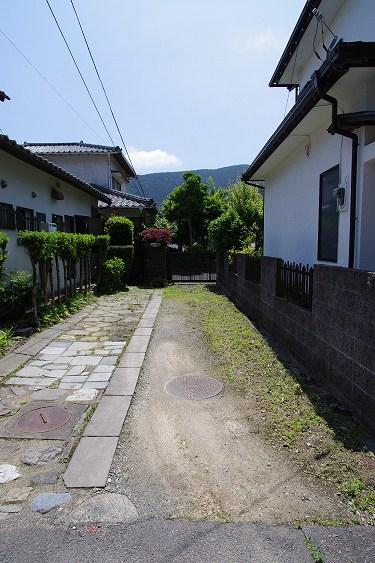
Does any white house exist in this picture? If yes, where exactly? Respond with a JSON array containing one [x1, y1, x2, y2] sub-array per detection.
[[0, 135, 111, 273], [24, 142, 156, 228], [243, 0, 375, 271]]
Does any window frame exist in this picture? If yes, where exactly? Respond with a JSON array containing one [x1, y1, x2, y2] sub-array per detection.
[[317, 164, 340, 263], [0, 202, 15, 229], [16, 206, 34, 231]]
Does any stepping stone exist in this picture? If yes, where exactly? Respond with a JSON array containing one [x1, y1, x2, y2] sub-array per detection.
[[39, 347, 64, 356], [6, 377, 52, 387], [67, 493, 138, 524], [59, 382, 82, 390], [118, 353, 145, 368], [105, 368, 140, 396], [86, 372, 112, 382], [31, 492, 72, 514], [0, 464, 21, 484], [31, 469, 60, 485], [84, 396, 131, 437], [1, 486, 32, 504], [99, 357, 117, 366], [61, 376, 88, 383], [93, 365, 115, 374], [21, 445, 62, 466], [31, 389, 66, 401], [64, 437, 118, 488], [65, 388, 98, 403], [82, 381, 108, 390]]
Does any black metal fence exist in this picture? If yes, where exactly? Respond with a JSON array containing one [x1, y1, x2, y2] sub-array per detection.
[[277, 260, 313, 309], [245, 255, 261, 284], [167, 251, 216, 282]]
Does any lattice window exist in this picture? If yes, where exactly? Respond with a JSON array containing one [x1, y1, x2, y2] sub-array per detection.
[[16, 206, 34, 231]]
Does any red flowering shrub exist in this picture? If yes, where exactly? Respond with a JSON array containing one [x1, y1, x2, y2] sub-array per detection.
[[141, 228, 172, 247]]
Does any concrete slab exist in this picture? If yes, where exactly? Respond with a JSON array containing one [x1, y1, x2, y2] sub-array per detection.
[[70, 356, 101, 366], [126, 336, 150, 353], [86, 372, 112, 382], [65, 388, 98, 403], [64, 436, 119, 488], [137, 319, 155, 328], [105, 368, 140, 396], [133, 327, 153, 337], [0, 353, 31, 379], [84, 396, 131, 437], [13, 339, 51, 356], [92, 365, 115, 374], [6, 377, 53, 387], [61, 376, 88, 383], [118, 353, 145, 368], [82, 381, 108, 389]]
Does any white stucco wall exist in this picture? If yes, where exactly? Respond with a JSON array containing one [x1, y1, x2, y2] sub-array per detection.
[[263, 122, 352, 267], [43, 153, 110, 188], [298, 0, 375, 89], [0, 150, 98, 273]]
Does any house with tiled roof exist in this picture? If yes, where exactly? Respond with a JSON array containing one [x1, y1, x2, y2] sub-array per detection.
[[24, 142, 156, 228], [0, 135, 111, 272]]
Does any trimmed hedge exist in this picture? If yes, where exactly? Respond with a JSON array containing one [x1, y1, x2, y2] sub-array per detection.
[[104, 216, 134, 245], [107, 245, 134, 265]]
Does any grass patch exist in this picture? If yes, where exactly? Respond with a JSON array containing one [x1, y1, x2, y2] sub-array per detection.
[[304, 538, 325, 563], [0, 327, 14, 356], [164, 285, 375, 523]]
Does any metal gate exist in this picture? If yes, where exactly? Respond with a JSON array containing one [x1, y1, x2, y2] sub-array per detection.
[[167, 252, 217, 282]]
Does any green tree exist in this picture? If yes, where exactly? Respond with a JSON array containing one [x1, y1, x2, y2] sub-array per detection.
[[163, 172, 208, 249]]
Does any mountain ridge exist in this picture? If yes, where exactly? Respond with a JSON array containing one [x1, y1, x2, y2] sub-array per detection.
[[128, 164, 248, 204]]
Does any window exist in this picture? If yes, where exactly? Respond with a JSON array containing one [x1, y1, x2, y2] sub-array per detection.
[[112, 176, 121, 191], [16, 207, 34, 231], [64, 215, 75, 233], [52, 214, 64, 231], [318, 165, 339, 262], [0, 202, 15, 229], [35, 212, 46, 231], [75, 215, 89, 234]]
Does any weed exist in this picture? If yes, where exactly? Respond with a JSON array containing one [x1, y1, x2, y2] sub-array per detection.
[[304, 538, 325, 563], [39, 292, 95, 328]]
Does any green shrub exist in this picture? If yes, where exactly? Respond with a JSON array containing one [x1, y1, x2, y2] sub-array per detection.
[[0, 232, 8, 285], [98, 257, 126, 294], [0, 271, 33, 320], [94, 234, 111, 257], [104, 216, 134, 245], [107, 245, 134, 265]]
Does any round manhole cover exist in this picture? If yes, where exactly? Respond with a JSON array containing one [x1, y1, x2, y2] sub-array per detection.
[[16, 406, 72, 433], [165, 374, 224, 400]]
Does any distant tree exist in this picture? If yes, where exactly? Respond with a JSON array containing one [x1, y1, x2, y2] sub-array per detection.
[[163, 172, 207, 249]]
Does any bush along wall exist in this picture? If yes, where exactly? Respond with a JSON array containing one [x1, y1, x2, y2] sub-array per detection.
[[18, 231, 103, 327], [103, 216, 135, 287]]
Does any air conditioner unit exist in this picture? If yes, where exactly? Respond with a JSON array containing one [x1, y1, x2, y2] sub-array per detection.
[[47, 222, 57, 232]]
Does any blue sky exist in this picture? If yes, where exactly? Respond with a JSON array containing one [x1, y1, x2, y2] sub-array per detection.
[[1, 0, 304, 173]]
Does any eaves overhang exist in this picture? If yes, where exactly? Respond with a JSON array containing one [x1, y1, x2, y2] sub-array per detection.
[[269, 0, 322, 88], [243, 41, 375, 182]]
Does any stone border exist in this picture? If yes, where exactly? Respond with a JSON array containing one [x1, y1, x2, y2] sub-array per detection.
[[63, 290, 162, 488]]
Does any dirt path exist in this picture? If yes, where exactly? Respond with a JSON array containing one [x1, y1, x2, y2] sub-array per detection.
[[110, 293, 350, 524]]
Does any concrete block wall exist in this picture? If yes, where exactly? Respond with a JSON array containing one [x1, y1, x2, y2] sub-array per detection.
[[217, 253, 375, 432]]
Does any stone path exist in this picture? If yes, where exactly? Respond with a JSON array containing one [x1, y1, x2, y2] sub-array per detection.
[[63, 291, 162, 488], [0, 288, 156, 518]]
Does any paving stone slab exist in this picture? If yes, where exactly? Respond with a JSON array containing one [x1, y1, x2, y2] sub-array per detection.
[[86, 372, 112, 382], [93, 365, 115, 374], [0, 401, 88, 440], [0, 464, 21, 483], [64, 436, 119, 488], [70, 356, 101, 366], [105, 368, 140, 396], [31, 389, 67, 401], [6, 377, 53, 387], [133, 327, 153, 337], [13, 338, 51, 356], [99, 356, 118, 366], [65, 388, 98, 403], [66, 366, 86, 376], [82, 381, 108, 390], [30, 469, 60, 485], [84, 396, 131, 437], [21, 445, 63, 466], [118, 353, 145, 368], [137, 319, 155, 328], [61, 376, 88, 383], [59, 382, 82, 390]]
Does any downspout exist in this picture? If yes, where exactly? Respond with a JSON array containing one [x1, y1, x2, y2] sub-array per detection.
[[320, 92, 358, 268]]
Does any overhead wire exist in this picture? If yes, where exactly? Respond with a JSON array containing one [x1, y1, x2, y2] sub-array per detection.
[[45, 0, 117, 148], [283, 41, 300, 118], [0, 27, 107, 143], [69, 0, 147, 198]]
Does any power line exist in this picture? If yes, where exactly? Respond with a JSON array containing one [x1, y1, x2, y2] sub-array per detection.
[[45, 0, 117, 148], [0, 27, 107, 143], [69, 0, 147, 198]]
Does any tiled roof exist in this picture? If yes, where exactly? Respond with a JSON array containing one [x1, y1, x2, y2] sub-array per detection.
[[0, 135, 111, 204], [24, 142, 122, 155], [97, 186, 155, 210], [24, 141, 136, 178]]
